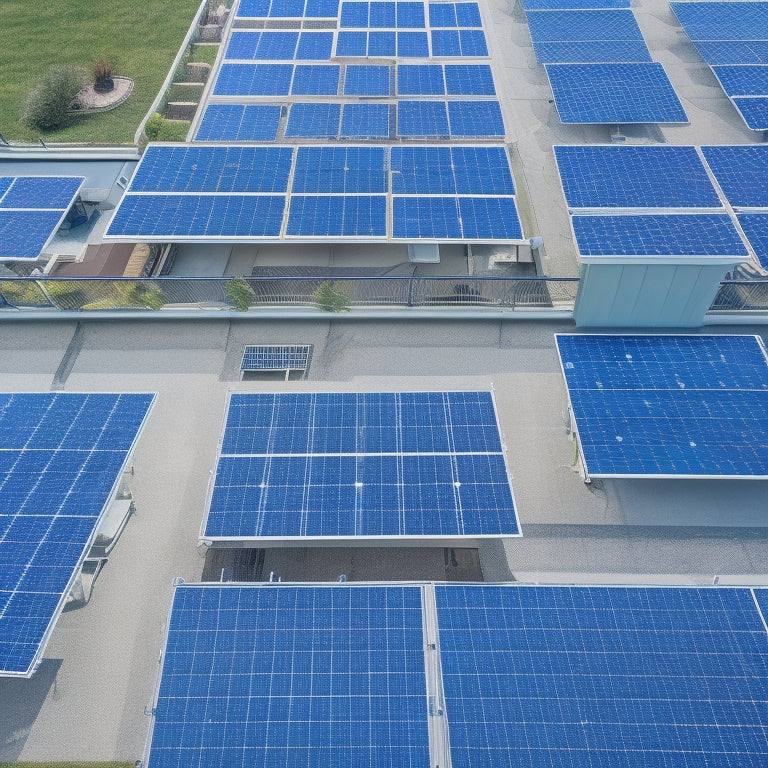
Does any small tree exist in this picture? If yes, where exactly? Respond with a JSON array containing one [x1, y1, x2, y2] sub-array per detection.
[[315, 281, 349, 312], [23, 64, 89, 131], [225, 277, 255, 311]]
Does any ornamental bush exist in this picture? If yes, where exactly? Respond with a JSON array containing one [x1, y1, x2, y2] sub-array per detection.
[[22, 64, 89, 131]]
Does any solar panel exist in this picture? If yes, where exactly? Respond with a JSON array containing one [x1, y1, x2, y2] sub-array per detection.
[[236, 0, 271, 16], [554, 145, 722, 209], [304, 0, 339, 15], [522, 0, 630, 7], [446, 100, 505, 136], [203, 391, 518, 539], [545, 63, 688, 123], [532, 40, 653, 63], [0, 392, 154, 677], [436, 584, 768, 768], [444, 64, 496, 94], [339, 103, 392, 137], [268, 0, 306, 14], [429, 2, 482, 26], [571, 213, 748, 258], [430, 29, 462, 56], [701, 145, 768, 208], [291, 64, 340, 95], [397, 100, 449, 136], [285, 103, 341, 137], [241, 344, 312, 373], [147, 584, 430, 768], [393, 196, 461, 238], [0, 176, 84, 261], [370, 1, 397, 27], [368, 30, 397, 55], [526, 9, 644, 42], [451, 146, 516, 194], [738, 213, 768, 269], [458, 197, 522, 239], [296, 31, 335, 59], [397, 64, 445, 95], [293, 146, 387, 193], [455, 28, 488, 56], [106, 195, 287, 239], [670, 1, 768, 42], [733, 95, 768, 129], [213, 63, 293, 95], [396, 30, 430, 56], [556, 334, 768, 477], [713, 65, 768, 96], [340, 0, 369, 25], [693, 40, 768, 65], [224, 31, 299, 60], [397, 1, 426, 27], [128, 146, 294, 193], [286, 195, 387, 237], [335, 30, 368, 55], [344, 64, 392, 96], [193, 104, 282, 141]]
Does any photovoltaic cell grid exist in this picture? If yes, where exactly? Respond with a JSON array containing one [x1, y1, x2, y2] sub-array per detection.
[[526, 9, 644, 43], [738, 214, 768, 269], [202, 391, 519, 539], [0, 392, 155, 677], [555, 334, 768, 477], [522, 0, 630, 7], [554, 145, 722, 209], [435, 584, 768, 768], [670, 2, 768, 130], [0, 176, 84, 261], [701, 145, 768, 208], [545, 63, 688, 123], [147, 584, 429, 768], [533, 40, 652, 63], [193, 104, 282, 141], [241, 345, 312, 373]]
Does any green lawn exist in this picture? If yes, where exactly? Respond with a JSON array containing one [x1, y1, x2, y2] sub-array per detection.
[[0, 0, 203, 144]]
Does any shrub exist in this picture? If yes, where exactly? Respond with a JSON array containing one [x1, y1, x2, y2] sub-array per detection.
[[22, 64, 89, 131], [92, 57, 114, 83], [314, 281, 349, 312], [225, 277, 255, 311], [144, 112, 165, 140], [144, 112, 189, 142]]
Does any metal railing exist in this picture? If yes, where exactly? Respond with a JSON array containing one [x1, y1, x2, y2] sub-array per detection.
[[709, 280, 768, 313], [0, 276, 579, 313]]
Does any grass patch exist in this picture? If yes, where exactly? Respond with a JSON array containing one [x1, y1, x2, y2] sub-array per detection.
[[0, 0, 202, 143], [0, 763, 134, 768], [189, 43, 220, 66], [165, 83, 204, 102]]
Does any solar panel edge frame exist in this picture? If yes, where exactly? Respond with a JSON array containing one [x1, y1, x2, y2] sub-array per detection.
[[488, 386, 522, 537], [3, 391, 157, 678], [554, 333, 768, 480]]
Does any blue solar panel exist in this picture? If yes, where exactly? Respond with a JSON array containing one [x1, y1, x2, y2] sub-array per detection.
[[397, 1, 425, 27], [526, 9, 644, 42], [397, 31, 430, 56], [545, 63, 688, 123], [205, 391, 517, 538], [693, 40, 768, 65], [291, 64, 340, 94], [0, 178, 13, 199], [368, 30, 397, 55], [733, 96, 768, 129], [397, 100, 449, 136], [129, 146, 293, 193], [444, 64, 495, 94], [670, 1, 768, 41], [340, 0, 369, 25], [456, 2, 482, 25], [436, 584, 768, 767], [738, 213, 768, 269], [236, 0, 271, 15], [370, 1, 397, 26], [285, 103, 341, 138], [397, 64, 445, 94], [0, 393, 154, 677], [304, 0, 339, 15], [447, 100, 504, 136], [344, 65, 391, 95], [459, 197, 522, 239], [431, 29, 462, 56], [571, 213, 748, 257], [523, 0, 630, 7], [0, 177, 83, 209], [194, 104, 282, 141], [556, 334, 768, 477], [554, 145, 722, 209], [225, 31, 299, 60], [533, 40, 653, 63], [286, 195, 387, 237], [393, 197, 462, 238], [241, 345, 312, 372], [148, 584, 429, 768], [429, 2, 482, 26], [295, 31, 334, 59], [701, 145, 768, 208], [340, 103, 392, 137], [293, 146, 387, 193], [713, 65, 768, 96], [0, 211, 67, 260], [336, 30, 368, 55], [106, 195, 286, 238], [213, 63, 293, 95], [269, 0, 306, 14], [453, 146, 516, 194]]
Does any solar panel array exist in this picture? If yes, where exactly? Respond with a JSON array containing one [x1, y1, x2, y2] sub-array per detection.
[[554, 144, 764, 264], [671, 1, 768, 130], [555, 334, 768, 477], [0, 176, 84, 261], [522, 0, 686, 123], [145, 582, 768, 768], [241, 345, 313, 373], [0, 392, 155, 677], [106, 143, 523, 242], [201, 390, 519, 540]]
